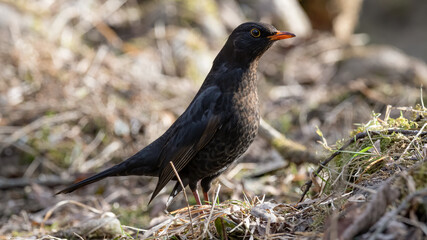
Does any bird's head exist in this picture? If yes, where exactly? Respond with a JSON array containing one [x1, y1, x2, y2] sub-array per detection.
[[215, 22, 295, 67]]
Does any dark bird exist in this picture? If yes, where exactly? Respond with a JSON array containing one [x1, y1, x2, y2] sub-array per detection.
[[57, 22, 295, 205]]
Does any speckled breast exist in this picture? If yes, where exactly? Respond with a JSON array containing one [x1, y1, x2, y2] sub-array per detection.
[[185, 88, 260, 181]]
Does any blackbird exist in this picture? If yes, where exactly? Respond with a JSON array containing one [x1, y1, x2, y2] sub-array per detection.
[[57, 22, 295, 205]]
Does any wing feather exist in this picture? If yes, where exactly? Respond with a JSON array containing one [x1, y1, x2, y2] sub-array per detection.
[[148, 86, 223, 203]]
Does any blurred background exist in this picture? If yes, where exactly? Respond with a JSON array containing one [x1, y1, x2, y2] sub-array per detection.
[[1, 0, 426, 233]]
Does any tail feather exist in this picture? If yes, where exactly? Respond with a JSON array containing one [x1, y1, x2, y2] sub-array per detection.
[[57, 138, 163, 195], [56, 166, 120, 194]]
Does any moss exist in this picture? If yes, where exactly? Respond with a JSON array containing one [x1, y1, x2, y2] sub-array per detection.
[[379, 137, 392, 150], [388, 115, 418, 129]]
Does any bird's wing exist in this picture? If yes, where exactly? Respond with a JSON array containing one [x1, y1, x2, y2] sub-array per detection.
[[149, 86, 223, 203]]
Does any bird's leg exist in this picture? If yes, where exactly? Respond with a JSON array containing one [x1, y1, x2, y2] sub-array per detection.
[[192, 190, 202, 205], [201, 173, 221, 205], [167, 182, 183, 207], [189, 182, 202, 205], [203, 191, 209, 204]]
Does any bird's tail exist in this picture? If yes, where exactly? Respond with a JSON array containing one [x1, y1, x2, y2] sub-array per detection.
[[56, 138, 162, 195], [56, 165, 121, 194]]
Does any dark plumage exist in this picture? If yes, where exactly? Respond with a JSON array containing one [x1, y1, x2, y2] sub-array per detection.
[[57, 22, 295, 205]]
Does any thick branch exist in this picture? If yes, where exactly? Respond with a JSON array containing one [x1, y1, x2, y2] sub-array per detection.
[[259, 118, 319, 164]]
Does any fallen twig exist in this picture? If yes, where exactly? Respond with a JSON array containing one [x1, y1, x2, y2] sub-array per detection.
[[70, 130, 105, 172], [259, 118, 319, 164], [41, 200, 104, 230], [79, 140, 122, 172], [0, 111, 81, 151], [169, 161, 194, 237], [0, 175, 73, 189]]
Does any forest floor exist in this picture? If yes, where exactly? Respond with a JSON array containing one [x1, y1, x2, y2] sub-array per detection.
[[0, 1, 426, 239]]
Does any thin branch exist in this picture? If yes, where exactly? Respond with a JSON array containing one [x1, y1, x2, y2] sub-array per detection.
[[41, 200, 104, 230], [169, 161, 194, 236], [203, 184, 221, 238], [70, 130, 105, 172]]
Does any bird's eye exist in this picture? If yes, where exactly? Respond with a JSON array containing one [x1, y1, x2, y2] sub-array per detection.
[[250, 28, 261, 38]]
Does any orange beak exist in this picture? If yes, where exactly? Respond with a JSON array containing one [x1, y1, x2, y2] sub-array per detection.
[[268, 31, 296, 41]]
